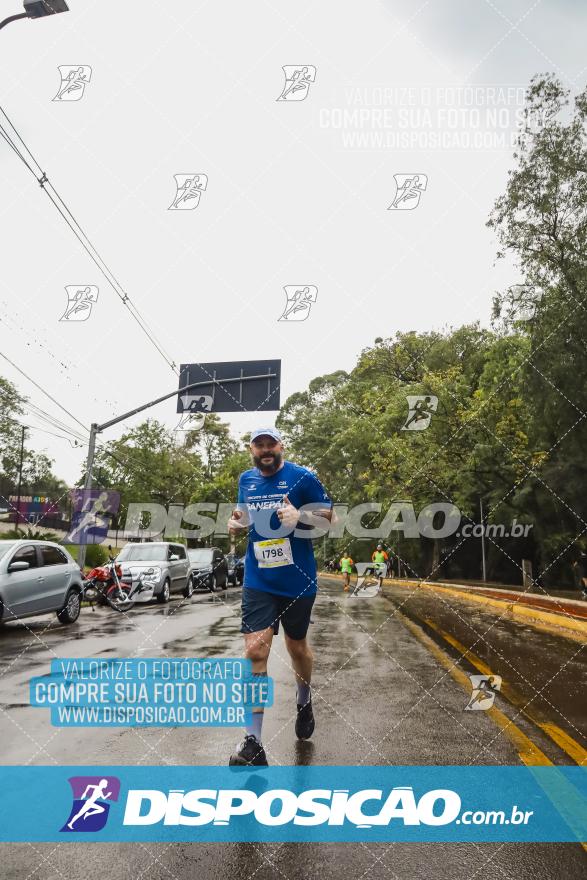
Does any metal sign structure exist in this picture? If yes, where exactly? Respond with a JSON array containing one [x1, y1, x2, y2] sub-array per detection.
[[177, 360, 281, 414]]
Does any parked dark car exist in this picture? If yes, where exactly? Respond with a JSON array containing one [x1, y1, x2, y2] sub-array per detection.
[[225, 553, 244, 587], [188, 547, 228, 592]]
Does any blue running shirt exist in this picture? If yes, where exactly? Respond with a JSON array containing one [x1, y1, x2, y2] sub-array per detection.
[[237, 460, 332, 598]]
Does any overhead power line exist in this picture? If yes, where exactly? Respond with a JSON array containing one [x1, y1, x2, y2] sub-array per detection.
[[23, 402, 87, 443], [0, 348, 89, 434], [0, 104, 178, 376]]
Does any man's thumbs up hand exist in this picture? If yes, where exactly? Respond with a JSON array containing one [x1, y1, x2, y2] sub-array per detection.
[[228, 507, 249, 535], [277, 494, 300, 528]]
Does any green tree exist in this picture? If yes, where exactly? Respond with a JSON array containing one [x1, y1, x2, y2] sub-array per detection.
[[488, 74, 587, 584], [90, 419, 206, 527], [0, 376, 70, 517]]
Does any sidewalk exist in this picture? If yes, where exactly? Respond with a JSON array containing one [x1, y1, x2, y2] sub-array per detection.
[[389, 577, 587, 639], [320, 572, 587, 639]]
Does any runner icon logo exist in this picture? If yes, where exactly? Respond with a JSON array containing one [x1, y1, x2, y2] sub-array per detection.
[[168, 174, 208, 210], [60, 776, 120, 832], [276, 66, 316, 101], [465, 675, 502, 711], [388, 174, 428, 211], [64, 489, 120, 546], [53, 66, 92, 101], [179, 393, 214, 414], [59, 286, 99, 322], [401, 395, 438, 431], [278, 286, 318, 322]]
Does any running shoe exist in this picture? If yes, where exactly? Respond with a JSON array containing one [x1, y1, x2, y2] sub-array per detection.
[[295, 699, 315, 739], [229, 734, 268, 766]]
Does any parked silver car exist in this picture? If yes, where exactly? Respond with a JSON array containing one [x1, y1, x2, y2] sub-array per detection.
[[0, 540, 83, 625], [116, 542, 192, 602]]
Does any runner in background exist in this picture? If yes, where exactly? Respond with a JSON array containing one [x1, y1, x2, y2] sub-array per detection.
[[371, 543, 389, 588], [340, 552, 354, 591]]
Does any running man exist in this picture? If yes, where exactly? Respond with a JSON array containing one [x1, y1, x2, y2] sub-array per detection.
[[171, 174, 204, 209], [67, 779, 112, 829], [65, 490, 111, 545], [280, 286, 314, 321], [278, 66, 312, 101], [56, 66, 87, 100], [340, 552, 354, 591], [63, 286, 94, 321], [390, 173, 424, 209], [228, 427, 333, 766], [404, 396, 434, 429], [371, 543, 389, 587]]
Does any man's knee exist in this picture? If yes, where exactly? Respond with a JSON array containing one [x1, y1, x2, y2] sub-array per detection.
[[244, 631, 272, 664], [285, 635, 312, 660]]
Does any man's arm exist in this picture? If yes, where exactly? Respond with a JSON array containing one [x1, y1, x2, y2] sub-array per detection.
[[298, 505, 335, 525], [228, 478, 251, 535]]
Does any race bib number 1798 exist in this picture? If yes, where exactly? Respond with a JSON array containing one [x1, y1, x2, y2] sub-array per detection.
[[253, 538, 293, 568]]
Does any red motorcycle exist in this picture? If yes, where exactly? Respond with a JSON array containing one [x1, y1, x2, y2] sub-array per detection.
[[82, 550, 124, 609]]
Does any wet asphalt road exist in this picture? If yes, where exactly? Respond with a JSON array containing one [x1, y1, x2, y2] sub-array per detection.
[[0, 577, 585, 879]]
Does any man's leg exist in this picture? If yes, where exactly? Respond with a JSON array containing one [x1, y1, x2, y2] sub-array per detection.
[[230, 587, 279, 766], [284, 632, 313, 707], [281, 593, 316, 740], [243, 627, 273, 742]]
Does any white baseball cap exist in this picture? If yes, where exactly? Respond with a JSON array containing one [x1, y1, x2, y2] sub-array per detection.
[[250, 427, 283, 443]]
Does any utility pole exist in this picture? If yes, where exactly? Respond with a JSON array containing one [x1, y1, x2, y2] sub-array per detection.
[[77, 423, 97, 570], [479, 496, 487, 582], [15, 424, 25, 533]]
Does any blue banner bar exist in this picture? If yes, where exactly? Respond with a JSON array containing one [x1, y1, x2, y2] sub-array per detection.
[[0, 766, 584, 842]]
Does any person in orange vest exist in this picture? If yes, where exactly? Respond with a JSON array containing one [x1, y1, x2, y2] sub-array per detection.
[[371, 544, 389, 587]]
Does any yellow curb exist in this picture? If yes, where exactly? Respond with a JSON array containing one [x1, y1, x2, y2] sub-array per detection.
[[389, 578, 587, 642]]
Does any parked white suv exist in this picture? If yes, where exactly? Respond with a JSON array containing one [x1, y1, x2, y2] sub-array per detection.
[[0, 540, 83, 625], [116, 542, 192, 602]]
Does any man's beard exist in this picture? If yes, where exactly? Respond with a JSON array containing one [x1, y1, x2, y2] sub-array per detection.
[[253, 451, 283, 474]]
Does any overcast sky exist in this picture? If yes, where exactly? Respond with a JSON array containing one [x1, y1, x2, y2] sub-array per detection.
[[0, 0, 584, 486]]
